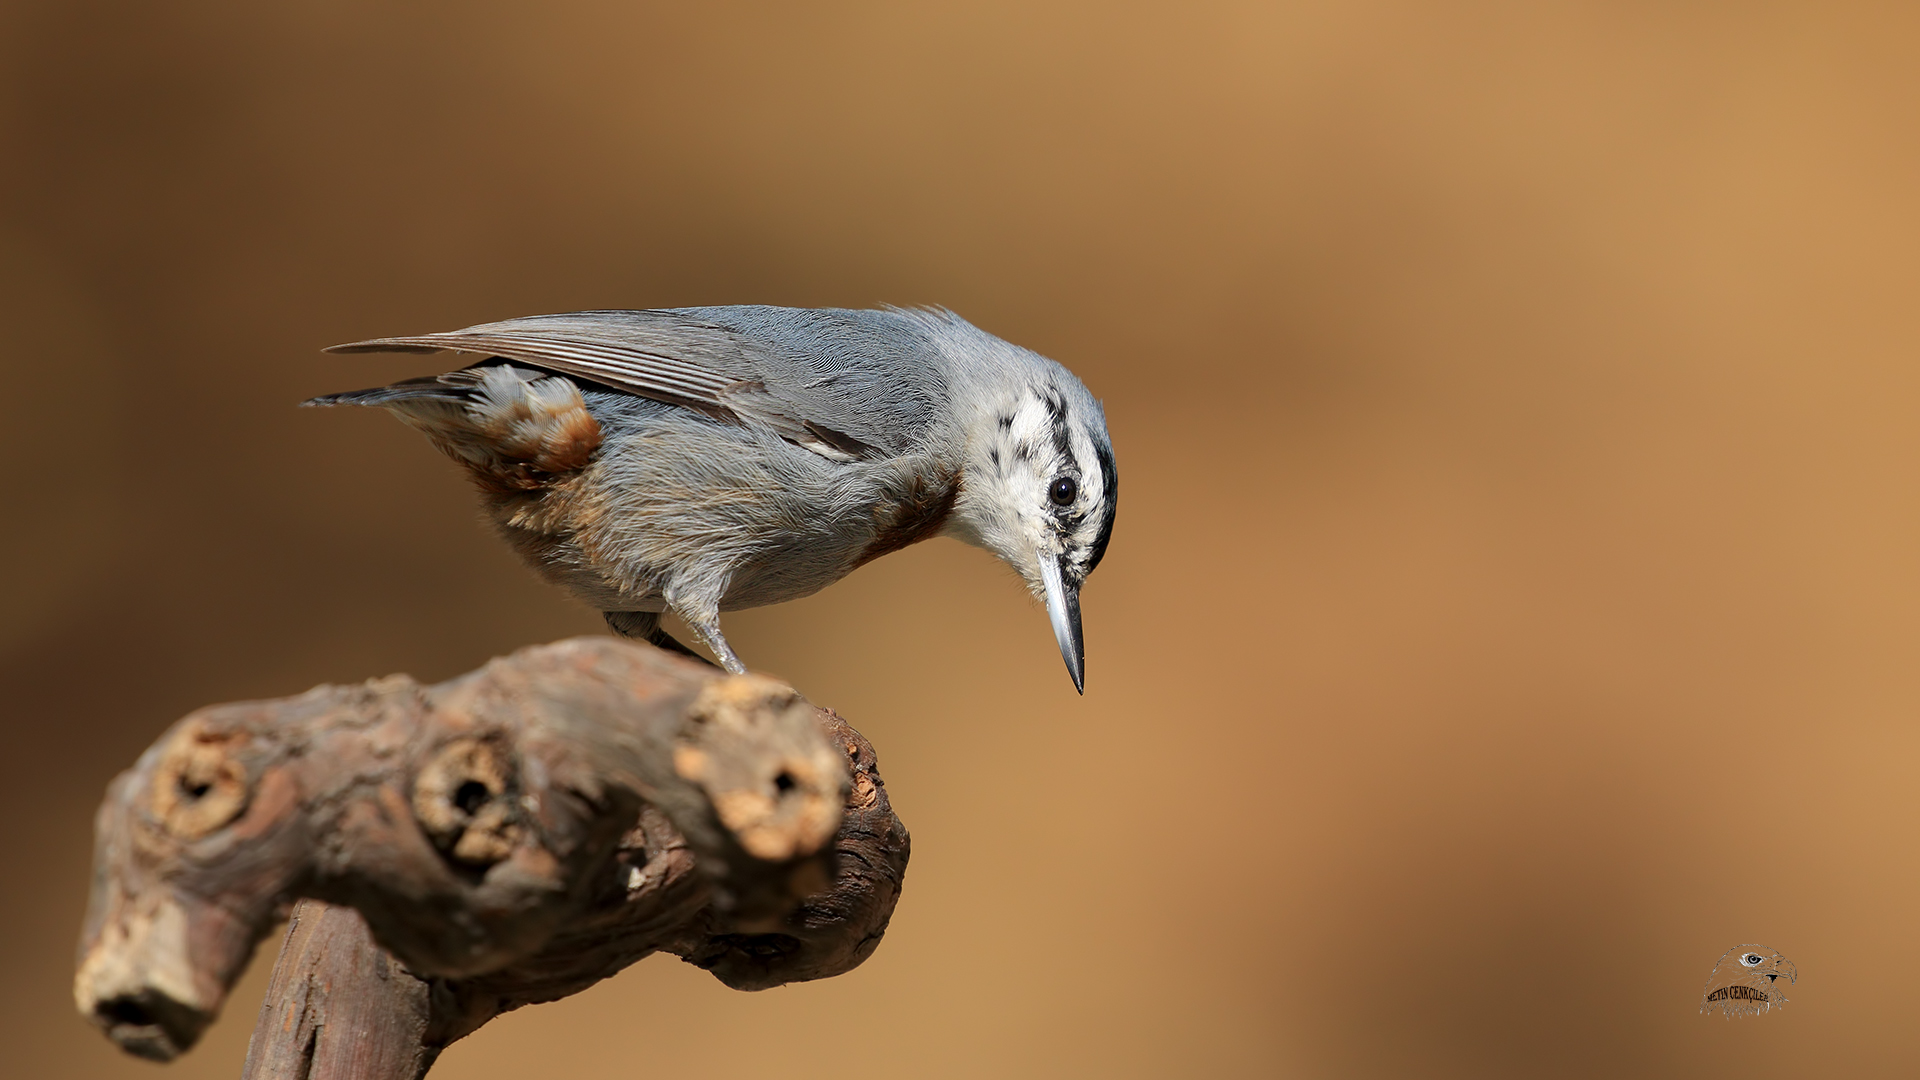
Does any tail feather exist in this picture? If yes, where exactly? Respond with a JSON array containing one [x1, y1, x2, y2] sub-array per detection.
[[302, 371, 489, 408], [307, 365, 603, 491]]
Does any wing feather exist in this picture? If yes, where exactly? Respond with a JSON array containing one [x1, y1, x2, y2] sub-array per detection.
[[327, 331, 739, 411], [327, 308, 949, 460]]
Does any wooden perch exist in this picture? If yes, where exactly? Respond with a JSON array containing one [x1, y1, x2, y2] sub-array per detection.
[[73, 638, 910, 1076]]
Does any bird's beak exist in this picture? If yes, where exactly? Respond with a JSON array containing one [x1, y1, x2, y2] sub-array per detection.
[[1038, 553, 1084, 694]]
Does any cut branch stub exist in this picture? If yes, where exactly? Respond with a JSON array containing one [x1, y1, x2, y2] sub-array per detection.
[[672, 676, 849, 926], [673, 708, 911, 991], [412, 736, 524, 867], [148, 719, 251, 840], [75, 702, 320, 1061]]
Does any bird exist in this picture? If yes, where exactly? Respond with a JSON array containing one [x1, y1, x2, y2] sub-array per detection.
[[1698, 944, 1797, 1017], [306, 306, 1118, 692]]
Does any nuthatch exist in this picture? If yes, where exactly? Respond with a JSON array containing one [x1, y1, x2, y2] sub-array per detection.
[[308, 307, 1118, 691]]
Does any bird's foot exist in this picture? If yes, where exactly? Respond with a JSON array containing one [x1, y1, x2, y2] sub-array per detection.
[[602, 611, 720, 670]]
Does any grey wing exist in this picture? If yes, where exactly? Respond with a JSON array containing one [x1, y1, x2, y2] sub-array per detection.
[[327, 307, 950, 460]]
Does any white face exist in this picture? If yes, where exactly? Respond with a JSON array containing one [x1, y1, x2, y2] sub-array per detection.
[[950, 380, 1117, 596]]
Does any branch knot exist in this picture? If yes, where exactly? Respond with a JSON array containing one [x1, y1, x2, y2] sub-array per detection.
[[150, 720, 249, 840], [411, 736, 523, 867]]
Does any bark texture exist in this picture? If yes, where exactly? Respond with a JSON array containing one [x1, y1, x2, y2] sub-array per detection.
[[73, 638, 909, 1076]]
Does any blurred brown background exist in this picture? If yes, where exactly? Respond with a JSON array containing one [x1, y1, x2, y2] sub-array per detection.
[[3, 1, 1916, 1076]]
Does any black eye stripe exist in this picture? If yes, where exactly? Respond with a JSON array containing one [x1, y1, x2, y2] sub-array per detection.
[[1045, 390, 1074, 459]]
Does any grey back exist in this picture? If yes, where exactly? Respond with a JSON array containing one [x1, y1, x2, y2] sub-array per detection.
[[662, 307, 952, 455]]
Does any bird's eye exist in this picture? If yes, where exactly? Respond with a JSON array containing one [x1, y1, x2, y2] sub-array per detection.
[[1048, 476, 1078, 506], [1742, 954, 1762, 966]]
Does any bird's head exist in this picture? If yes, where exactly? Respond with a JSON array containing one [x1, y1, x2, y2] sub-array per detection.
[[1700, 942, 1798, 1016], [948, 373, 1117, 693], [1735, 947, 1798, 984]]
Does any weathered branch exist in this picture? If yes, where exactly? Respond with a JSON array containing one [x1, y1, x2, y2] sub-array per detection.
[[241, 902, 437, 1080], [73, 638, 910, 1072]]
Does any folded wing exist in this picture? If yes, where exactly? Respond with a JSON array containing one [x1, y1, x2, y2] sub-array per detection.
[[326, 309, 947, 462]]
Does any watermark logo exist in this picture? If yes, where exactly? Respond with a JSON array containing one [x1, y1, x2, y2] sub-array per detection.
[[1700, 944, 1796, 1017]]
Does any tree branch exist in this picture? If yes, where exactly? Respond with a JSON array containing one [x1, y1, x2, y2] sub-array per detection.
[[73, 638, 909, 1073]]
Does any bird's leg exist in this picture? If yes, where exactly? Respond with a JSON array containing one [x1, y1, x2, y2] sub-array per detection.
[[651, 594, 741, 675], [661, 574, 747, 675], [602, 610, 716, 668], [676, 608, 746, 675]]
